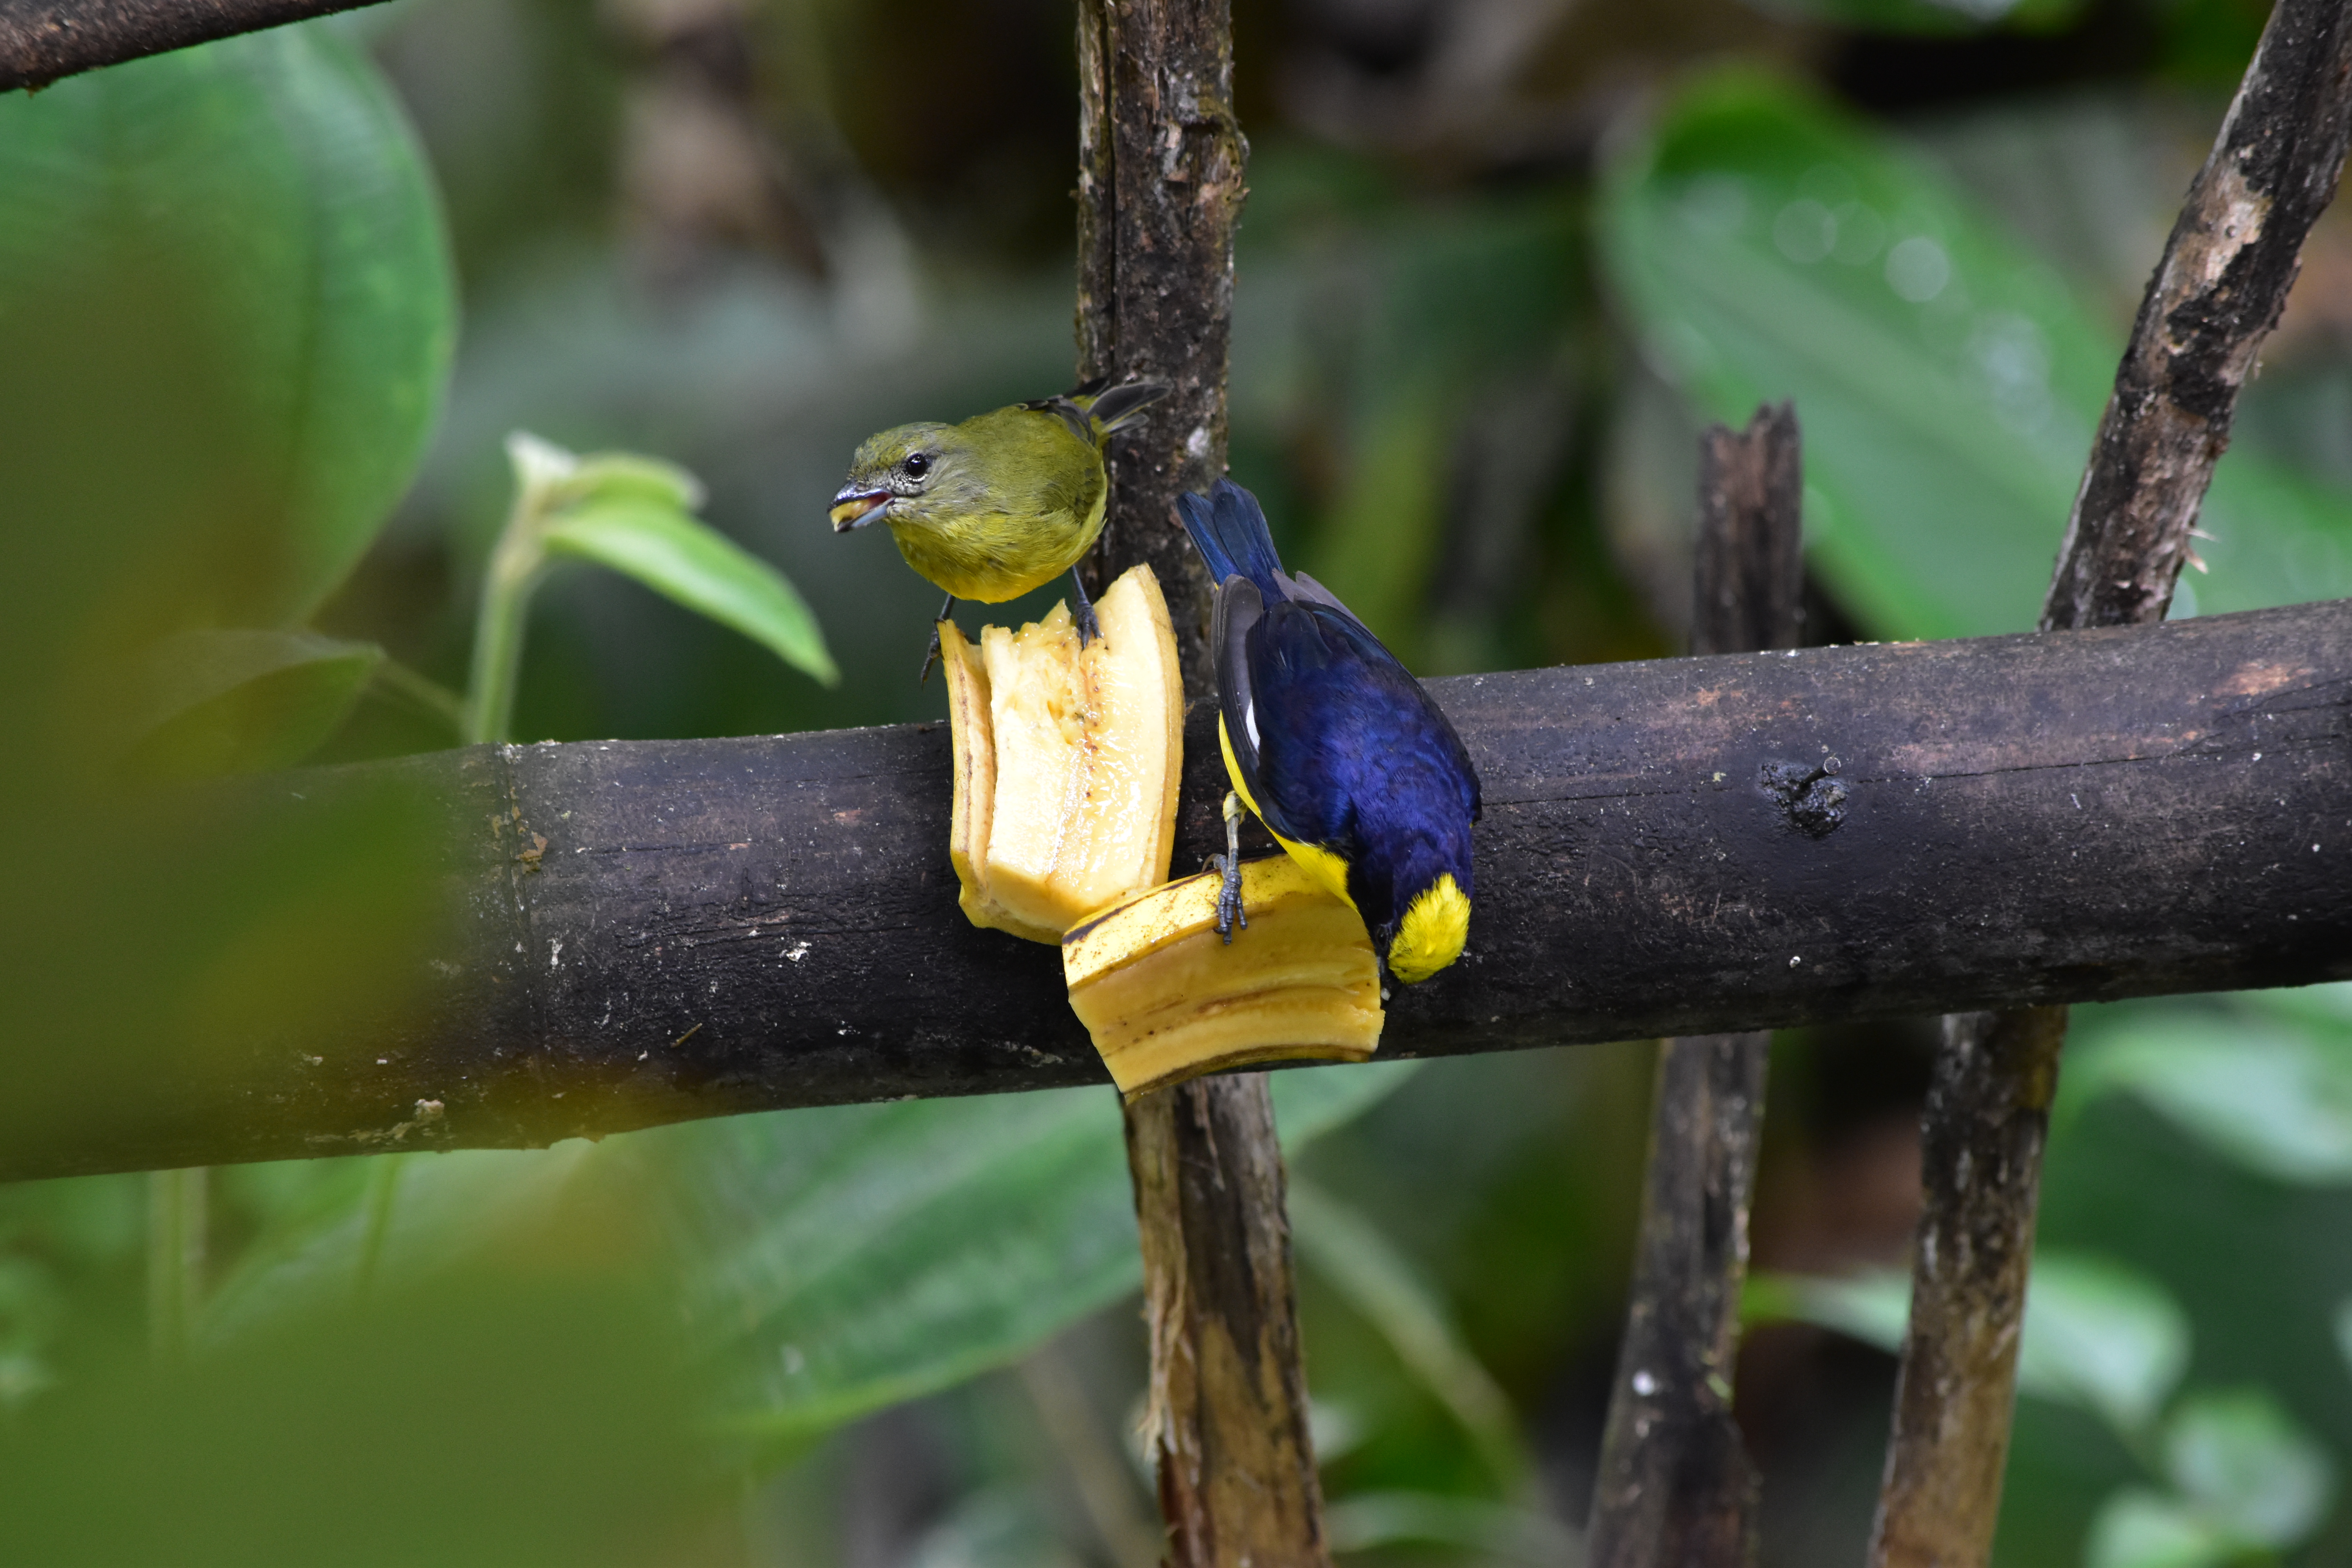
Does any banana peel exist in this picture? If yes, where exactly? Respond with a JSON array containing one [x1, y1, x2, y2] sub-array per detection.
[[1063, 855, 1384, 1097], [939, 564, 1183, 942]]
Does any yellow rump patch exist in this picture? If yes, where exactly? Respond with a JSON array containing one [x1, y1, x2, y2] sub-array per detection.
[[1387, 873, 1470, 984]]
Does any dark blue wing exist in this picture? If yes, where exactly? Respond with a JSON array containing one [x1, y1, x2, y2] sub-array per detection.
[[1243, 600, 1480, 848]]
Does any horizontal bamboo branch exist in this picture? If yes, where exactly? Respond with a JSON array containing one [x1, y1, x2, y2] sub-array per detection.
[[0, 0, 387, 91], [8, 597, 2349, 1181]]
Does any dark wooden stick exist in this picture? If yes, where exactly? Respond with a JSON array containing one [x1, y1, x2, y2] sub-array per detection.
[[1689, 406, 1806, 661], [5, 597, 2349, 1184], [1868, 1009, 2066, 1568], [0, 0, 388, 92], [1075, 6, 1325, 1564], [1876, 3, 2352, 1560], [1125, 1074, 1328, 1568], [1590, 403, 1801, 1568], [1073, 0, 1241, 693]]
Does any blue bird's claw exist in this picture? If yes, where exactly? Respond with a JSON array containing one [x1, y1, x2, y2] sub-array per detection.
[[1212, 791, 1248, 944], [1209, 855, 1247, 943]]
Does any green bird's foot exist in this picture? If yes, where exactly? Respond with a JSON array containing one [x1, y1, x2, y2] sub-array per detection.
[[1211, 790, 1248, 944], [918, 595, 958, 684], [1068, 568, 1102, 646]]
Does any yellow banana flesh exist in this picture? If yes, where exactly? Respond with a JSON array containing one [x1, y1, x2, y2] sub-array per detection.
[[1063, 856, 1384, 1097], [939, 564, 1182, 942]]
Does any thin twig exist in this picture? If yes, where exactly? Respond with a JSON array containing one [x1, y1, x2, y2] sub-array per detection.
[[1589, 403, 1802, 1568], [1876, 1, 2352, 1559], [0, 1, 388, 93]]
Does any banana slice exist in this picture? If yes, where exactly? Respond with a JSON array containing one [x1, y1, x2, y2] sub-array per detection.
[[1063, 855, 1385, 1097], [940, 564, 1183, 942]]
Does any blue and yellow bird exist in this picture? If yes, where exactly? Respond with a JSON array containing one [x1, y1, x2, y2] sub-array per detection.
[[1177, 479, 1482, 984]]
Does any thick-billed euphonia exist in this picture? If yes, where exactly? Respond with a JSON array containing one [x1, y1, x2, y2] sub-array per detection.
[[1178, 479, 1482, 984], [830, 379, 1168, 657]]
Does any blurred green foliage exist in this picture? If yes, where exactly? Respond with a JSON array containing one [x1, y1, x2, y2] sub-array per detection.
[[0, 24, 453, 633], [1602, 71, 2352, 640], [7, 0, 2352, 1564]]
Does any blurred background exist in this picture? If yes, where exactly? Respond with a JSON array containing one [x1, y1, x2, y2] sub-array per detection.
[[5, 0, 2352, 1562]]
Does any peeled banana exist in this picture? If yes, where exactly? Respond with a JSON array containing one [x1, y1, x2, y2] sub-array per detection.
[[939, 564, 1383, 1091], [1063, 855, 1384, 1097], [939, 564, 1183, 942]]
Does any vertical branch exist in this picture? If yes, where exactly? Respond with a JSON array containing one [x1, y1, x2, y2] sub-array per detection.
[[1877, 4, 2352, 1562], [1688, 408, 1805, 661], [1868, 1009, 2066, 1568], [1074, 0, 1244, 695], [1588, 403, 1801, 1568], [1077, 6, 1327, 1566], [1125, 1082, 1330, 1568], [1073, 0, 1117, 408]]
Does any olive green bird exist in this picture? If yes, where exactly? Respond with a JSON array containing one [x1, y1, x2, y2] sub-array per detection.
[[829, 379, 1169, 666]]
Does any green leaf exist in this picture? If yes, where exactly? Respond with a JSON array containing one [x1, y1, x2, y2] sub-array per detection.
[[1749, 1251, 2188, 1435], [1268, 1058, 1425, 1143], [539, 495, 838, 688], [671, 1064, 1422, 1443], [1599, 71, 2352, 641], [125, 629, 383, 779], [199, 1145, 606, 1347], [1744, 1267, 1911, 1349], [1289, 1177, 1529, 1489], [1323, 1491, 1581, 1564], [1738, 0, 2087, 38], [2085, 1489, 2238, 1568], [0, 24, 456, 629], [2067, 1009, 2352, 1183], [663, 1089, 1141, 1443], [2161, 1388, 2336, 1548], [203, 1064, 1423, 1449], [2013, 1253, 2190, 1436]]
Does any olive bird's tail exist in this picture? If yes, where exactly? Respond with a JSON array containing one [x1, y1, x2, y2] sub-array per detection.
[[1078, 380, 1170, 435], [1176, 478, 1285, 596]]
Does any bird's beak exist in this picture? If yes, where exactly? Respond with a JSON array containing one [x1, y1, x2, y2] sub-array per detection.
[[829, 488, 891, 533]]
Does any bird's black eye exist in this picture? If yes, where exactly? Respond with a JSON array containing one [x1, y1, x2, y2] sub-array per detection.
[[903, 452, 931, 479]]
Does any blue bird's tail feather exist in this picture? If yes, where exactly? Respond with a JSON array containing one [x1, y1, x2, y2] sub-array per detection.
[[1176, 479, 1285, 595]]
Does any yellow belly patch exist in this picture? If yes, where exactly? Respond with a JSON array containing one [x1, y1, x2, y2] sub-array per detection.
[[1219, 715, 1356, 912], [887, 489, 1109, 604]]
